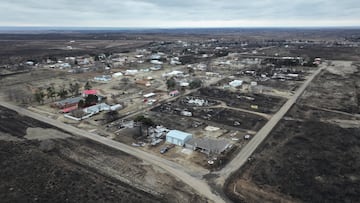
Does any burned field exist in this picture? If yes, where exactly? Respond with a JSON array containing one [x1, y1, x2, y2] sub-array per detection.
[[0, 106, 55, 138], [0, 140, 162, 203], [0, 107, 206, 203], [196, 87, 286, 114], [151, 96, 267, 132], [226, 118, 360, 203], [301, 61, 360, 114]]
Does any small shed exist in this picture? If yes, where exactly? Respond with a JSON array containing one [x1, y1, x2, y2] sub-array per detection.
[[166, 130, 192, 146]]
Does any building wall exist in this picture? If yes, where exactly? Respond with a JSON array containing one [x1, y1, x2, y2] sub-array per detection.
[[166, 135, 192, 146]]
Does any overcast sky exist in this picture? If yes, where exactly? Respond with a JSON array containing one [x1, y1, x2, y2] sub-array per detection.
[[0, 0, 359, 27]]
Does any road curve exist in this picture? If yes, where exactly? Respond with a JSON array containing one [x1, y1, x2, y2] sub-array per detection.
[[215, 65, 325, 184], [0, 101, 226, 203]]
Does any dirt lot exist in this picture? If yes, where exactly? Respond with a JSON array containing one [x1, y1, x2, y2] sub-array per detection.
[[301, 61, 360, 114], [195, 87, 286, 114], [152, 98, 267, 132], [0, 106, 207, 203]]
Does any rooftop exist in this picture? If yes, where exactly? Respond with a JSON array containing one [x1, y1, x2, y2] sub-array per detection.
[[83, 89, 97, 95], [167, 130, 192, 140], [186, 138, 231, 154], [54, 96, 83, 106]]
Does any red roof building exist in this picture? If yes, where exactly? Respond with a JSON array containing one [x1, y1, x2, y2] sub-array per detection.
[[60, 105, 78, 113], [83, 89, 97, 96]]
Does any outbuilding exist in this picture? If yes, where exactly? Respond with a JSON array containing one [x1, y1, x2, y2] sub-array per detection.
[[166, 130, 192, 146]]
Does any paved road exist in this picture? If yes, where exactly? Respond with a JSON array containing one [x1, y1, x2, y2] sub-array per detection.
[[215, 65, 325, 184], [0, 101, 226, 203]]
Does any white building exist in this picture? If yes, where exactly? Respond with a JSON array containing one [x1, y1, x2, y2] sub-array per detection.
[[143, 93, 156, 98], [163, 71, 183, 78], [151, 60, 164, 65], [94, 75, 112, 82], [112, 72, 123, 78], [229, 80, 243, 88], [83, 103, 111, 114], [125, 69, 138, 75], [166, 130, 193, 146]]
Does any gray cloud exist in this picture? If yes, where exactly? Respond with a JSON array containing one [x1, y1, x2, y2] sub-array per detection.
[[0, 0, 359, 27]]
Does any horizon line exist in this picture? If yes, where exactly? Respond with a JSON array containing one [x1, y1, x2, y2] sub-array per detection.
[[0, 25, 360, 30]]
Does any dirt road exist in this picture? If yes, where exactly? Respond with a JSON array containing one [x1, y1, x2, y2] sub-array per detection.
[[215, 65, 326, 184], [0, 101, 226, 203]]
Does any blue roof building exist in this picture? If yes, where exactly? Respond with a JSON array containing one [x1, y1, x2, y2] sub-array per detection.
[[166, 130, 193, 146]]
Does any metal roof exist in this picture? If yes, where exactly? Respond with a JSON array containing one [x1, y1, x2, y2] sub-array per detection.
[[186, 138, 230, 154], [55, 96, 83, 106], [167, 130, 192, 140]]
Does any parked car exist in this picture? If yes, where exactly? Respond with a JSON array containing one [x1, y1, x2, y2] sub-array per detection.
[[160, 147, 169, 154]]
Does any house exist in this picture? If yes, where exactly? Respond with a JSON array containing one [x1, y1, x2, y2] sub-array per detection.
[[52, 96, 83, 109], [166, 130, 193, 146], [83, 103, 111, 114], [60, 105, 78, 113], [185, 138, 231, 155], [169, 90, 180, 97], [162, 71, 183, 78], [94, 75, 111, 82], [82, 89, 97, 97], [229, 80, 243, 88]]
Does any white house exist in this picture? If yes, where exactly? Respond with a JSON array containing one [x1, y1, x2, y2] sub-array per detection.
[[166, 130, 193, 146]]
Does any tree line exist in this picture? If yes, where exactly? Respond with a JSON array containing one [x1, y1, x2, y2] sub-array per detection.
[[33, 81, 92, 104]]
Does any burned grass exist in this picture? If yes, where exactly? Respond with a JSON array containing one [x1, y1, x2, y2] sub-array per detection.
[[197, 87, 286, 114], [0, 140, 163, 203], [152, 100, 267, 132], [0, 106, 55, 138], [226, 116, 360, 203]]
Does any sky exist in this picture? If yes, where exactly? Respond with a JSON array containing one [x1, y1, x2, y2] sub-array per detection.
[[0, 0, 359, 28]]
